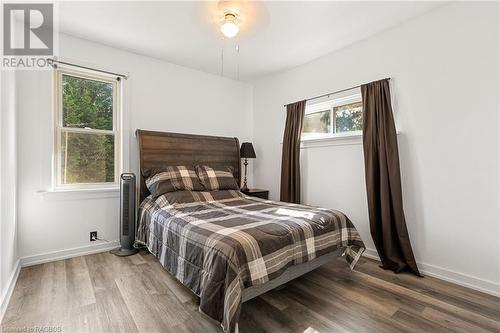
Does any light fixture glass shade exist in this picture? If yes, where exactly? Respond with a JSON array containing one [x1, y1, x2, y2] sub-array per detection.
[[221, 13, 239, 38]]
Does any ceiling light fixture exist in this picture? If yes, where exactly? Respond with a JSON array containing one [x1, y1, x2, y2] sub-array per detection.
[[221, 13, 239, 38]]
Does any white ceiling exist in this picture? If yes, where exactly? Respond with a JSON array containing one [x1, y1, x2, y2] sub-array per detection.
[[58, 1, 443, 81]]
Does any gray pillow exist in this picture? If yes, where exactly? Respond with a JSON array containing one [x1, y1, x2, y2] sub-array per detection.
[[195, 165, 239, 191], [144, 166, 203, 198]]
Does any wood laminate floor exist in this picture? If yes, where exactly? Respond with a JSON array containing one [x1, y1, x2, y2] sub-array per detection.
[[2, 250, 499, 333]]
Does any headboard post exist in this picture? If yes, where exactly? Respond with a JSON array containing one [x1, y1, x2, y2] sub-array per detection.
[[136, 129, 242, 203]]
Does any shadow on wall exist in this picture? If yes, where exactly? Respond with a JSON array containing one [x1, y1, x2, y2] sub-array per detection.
[[397, 133, 425, 262]]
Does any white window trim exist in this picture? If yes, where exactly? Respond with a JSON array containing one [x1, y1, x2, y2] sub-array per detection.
[[36, 187, 119, 201], [52, 67, 122, 191], [299, 131, 402, 150], [301, 130, 363, 142]]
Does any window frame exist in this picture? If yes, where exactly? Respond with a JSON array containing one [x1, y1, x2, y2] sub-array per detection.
[[302, 93, 362, 140], [53, 67, 122, 190]]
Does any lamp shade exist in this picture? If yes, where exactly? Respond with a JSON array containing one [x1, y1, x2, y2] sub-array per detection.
[[240, 142, 256, 158]]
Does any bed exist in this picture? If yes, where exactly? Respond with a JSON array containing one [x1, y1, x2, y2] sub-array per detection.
[[134, 129, 365, 333]]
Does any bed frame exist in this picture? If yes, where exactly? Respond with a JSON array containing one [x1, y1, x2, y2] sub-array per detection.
[[136, 129, 241, 203], [136, 129, 342, 303]]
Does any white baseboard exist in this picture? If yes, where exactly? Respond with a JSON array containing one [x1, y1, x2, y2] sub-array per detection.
[[362, 248, 500, 297], [0, 259, 21, 323], [362, 248, 380, 261], [417, 262, 500, 298], [20, 241, 120, 267]]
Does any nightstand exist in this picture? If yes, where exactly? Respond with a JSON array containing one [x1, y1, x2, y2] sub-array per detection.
[[242, 188, 269, 200]]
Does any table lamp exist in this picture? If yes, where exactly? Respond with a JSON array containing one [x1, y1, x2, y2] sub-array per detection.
[[240, 142, 256, 192]]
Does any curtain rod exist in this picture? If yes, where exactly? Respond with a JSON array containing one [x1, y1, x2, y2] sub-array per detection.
[[283, 77, 390, 107], [48, 58, 129, 80]]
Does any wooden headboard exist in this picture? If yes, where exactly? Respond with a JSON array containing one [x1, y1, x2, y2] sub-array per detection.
[[136, 129, 241, 202]]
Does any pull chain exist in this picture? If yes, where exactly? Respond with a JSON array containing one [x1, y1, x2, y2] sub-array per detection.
[[236, 44, 240, 81], [221, 46, 224, 77]]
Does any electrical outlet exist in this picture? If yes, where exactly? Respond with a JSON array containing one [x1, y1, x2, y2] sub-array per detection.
[[90, 231, 97, 242]]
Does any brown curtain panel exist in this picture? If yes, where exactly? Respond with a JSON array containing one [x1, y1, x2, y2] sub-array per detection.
[[280, 100, 306, 203], [361, 79, 421, 276]]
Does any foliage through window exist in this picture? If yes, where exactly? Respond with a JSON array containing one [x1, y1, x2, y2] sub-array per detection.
[[55, 69, 121, 188], [302, 93, 362, 139]]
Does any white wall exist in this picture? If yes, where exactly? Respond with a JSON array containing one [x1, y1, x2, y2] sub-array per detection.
[[251, 2, 499, 295], [16, 34, 253, 261], [10, 1, 499, 298], [0, 70, 19, 316]]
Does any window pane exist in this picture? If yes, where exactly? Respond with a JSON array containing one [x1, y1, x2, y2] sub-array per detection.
[[302, 110, 331, 135], [62, 74, 113, 130], [334, 101, 362, 133], [60, 131, 115, 184]]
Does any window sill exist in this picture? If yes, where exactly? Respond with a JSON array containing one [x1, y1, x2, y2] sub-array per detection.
[[36, 187, 120, 201], [300, 132, 363, 149], [298, 131, 401, 149]]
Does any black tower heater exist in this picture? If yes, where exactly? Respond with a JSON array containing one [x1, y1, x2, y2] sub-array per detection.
[[111, 173, 139, 256]]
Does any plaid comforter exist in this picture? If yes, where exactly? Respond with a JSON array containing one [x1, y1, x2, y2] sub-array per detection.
[[136, 190, 365, 332]]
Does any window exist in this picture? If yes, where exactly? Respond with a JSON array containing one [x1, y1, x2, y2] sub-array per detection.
[[302, 93, 362, 139], [54, 68, 121, 189]]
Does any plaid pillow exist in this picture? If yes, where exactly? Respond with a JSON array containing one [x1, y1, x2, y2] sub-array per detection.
[[195, 165, 240, 191], [144, 166, 203, 198]]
